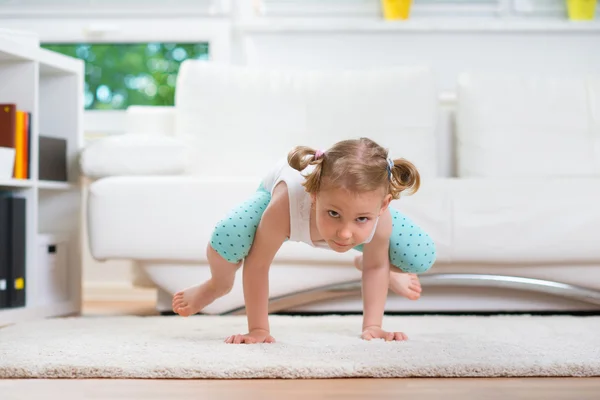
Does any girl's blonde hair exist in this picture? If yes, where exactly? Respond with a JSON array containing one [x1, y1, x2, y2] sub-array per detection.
[[287, 137, 420, 199]]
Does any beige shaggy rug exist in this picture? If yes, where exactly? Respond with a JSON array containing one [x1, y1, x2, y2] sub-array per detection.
[[0, 315, 599, 379]]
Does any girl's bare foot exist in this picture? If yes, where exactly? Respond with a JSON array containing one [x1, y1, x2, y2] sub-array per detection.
[[354, 255, 422, 300], [172, 280, 229, 317], [388, 269, 422, 300]]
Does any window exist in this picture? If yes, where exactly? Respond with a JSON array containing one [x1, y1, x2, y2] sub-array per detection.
[[42, 43, 209, 110], [0, 0, 229, 17]]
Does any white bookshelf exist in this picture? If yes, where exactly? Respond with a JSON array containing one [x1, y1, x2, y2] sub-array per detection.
[[0, 36, 83, 326]]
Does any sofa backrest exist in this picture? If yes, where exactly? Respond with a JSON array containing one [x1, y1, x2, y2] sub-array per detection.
[[173, 61, 440, 179], [456, 73, 600, 178]]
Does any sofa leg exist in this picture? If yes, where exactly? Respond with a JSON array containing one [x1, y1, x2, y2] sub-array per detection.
[[223, 273, 600, 315]]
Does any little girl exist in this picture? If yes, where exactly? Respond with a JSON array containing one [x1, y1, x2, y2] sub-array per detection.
[[172, 137, 436, 343]]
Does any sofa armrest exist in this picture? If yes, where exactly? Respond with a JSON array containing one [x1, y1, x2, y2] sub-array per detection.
[[80, 133, 191, 179], [87, 176, 262, 261]]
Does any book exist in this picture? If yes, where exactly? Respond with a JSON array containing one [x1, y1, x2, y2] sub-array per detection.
[[0, 103, 16, 149], [14, 111, 29, 180], [26, 112, 31, 179]]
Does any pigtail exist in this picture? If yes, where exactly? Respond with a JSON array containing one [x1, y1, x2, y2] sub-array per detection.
[[287, 145, 326, 194], [288, 146, 317, 171], [389, 158, 421, 198]]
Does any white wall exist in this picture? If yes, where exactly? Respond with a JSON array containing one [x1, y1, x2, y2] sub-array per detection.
[[241, 27, 600, 92]]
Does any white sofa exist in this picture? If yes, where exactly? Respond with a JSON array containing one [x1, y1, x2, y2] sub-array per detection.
[[81, 61, 600, 314]]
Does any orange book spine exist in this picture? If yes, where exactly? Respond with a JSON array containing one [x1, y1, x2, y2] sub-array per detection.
[[13, 111, 26, 179], [22, 113, 29, 179]]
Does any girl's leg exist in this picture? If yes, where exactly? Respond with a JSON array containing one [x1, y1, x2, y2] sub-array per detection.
[[172, 187, 272, 317], [172, 244, 242, 317]]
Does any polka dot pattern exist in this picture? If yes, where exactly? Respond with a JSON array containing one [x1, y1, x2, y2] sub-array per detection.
[[388, 208, 436, 274], [354, 208, 437, 274], [210, 187, 271, 264], [209, 187, 436, 273]]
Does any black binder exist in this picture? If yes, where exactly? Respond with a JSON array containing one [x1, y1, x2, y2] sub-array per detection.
[[0, 193, 9, 308], [0, 194, 26, 308]]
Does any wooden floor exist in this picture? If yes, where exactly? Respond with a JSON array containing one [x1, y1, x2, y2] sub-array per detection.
[[2, 300, 599, 400], [2, 378, 599, 400]]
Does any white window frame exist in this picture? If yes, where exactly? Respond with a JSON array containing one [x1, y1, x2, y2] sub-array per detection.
[[0, 0, 232, 18]]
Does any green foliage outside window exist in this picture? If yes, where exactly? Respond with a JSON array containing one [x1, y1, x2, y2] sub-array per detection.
[[41, 43, 210, 110]]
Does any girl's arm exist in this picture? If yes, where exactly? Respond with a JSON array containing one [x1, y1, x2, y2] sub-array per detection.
[[361, 209, 407, 341], [227, 183, 289, 344], [361, 209, 392, 332]]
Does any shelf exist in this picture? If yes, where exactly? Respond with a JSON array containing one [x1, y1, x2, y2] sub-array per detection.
[[0, 36, 36, 63], [0, 32, 83, 326], [237, 18, 600, 33], [38, 181, 74, 190], [0, 179, 34, 189], [0, 180, 74, 190], [0, 36, 82, 76], [38, 47, 82, 76]]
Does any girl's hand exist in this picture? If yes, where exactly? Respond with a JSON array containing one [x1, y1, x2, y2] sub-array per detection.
[[225, 329, 276, 344], [361, 326, 408, 341]]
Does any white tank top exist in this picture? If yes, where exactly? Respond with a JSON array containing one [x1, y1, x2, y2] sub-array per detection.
[[261, 158, 378, 249]]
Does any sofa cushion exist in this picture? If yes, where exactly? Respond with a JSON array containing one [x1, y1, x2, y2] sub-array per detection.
[[589, 77, 600, 174], [87, 175, 600, 266], [449, 178, 600, 264], [174, 62, 440, 179], [456, 73, 598, 178]]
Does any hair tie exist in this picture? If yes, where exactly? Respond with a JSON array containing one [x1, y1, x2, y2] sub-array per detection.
[[387, 157, 394, 179], [314, 150, 325, 160]]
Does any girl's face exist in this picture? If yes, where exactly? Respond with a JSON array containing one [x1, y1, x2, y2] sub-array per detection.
[[312, 186, 391, 252]]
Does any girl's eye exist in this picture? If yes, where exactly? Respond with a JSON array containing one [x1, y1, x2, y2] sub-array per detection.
[[357, 217, 369, 223], [328, 210, 339, 218]]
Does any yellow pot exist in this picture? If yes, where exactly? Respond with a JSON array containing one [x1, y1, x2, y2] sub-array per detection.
[[566, 0, 597, 20], [381, 0, 413, 20]]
